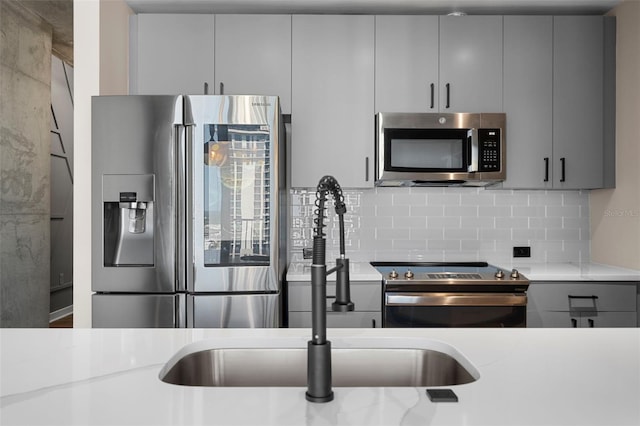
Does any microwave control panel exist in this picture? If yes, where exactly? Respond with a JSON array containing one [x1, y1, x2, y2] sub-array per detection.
[[477, 128, 501, 172]]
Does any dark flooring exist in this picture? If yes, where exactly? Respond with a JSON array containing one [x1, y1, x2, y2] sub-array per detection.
[[50, 314, 73, 328]]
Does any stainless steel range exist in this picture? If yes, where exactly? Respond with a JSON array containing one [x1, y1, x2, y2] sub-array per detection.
[[371, 262, 530, 328]]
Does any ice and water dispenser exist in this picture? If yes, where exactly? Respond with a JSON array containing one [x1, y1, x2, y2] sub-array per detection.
[[102, 174, 154, 267]]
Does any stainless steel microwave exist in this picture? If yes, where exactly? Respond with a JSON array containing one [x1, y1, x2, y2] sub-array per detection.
[[375, 112, 506, 187]]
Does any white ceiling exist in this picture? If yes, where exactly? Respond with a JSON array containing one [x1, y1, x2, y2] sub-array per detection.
[[125, 0, 622, 15]]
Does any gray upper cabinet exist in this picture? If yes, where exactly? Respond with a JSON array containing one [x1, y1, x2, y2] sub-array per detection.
[[132, 14, 215, 95], [375, 16, 503, 113], [214, 15, 292, 114], [439, 16, 503, 112], [375, 16, 439, 113], [291, 15, 375, 188], [502, 16, 554, 189], [552, 16, 613, 189], [502, 16, 615, 190]]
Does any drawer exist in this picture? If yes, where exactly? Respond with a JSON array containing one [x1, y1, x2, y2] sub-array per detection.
[[527, 282, 637, 312], [527, 310, 637, 328], [288, 280, 381, 312], [288, 311, 381, 328]]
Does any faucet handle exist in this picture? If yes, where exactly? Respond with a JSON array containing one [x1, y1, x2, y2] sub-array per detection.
[[331, 258, 354, 312]]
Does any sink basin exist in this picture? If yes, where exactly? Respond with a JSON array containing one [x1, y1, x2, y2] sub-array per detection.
[[159, 338, 479, 387]]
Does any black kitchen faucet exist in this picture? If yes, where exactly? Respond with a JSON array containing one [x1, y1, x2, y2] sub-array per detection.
[[306, 175, 354, 403]]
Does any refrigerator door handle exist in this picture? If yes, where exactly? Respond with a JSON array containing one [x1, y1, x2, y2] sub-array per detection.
[[176, 123, 190, 293], [184, 124, 195, 293]]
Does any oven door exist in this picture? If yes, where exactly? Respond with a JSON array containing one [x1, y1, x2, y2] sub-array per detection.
[[384, 292, 527, 328]]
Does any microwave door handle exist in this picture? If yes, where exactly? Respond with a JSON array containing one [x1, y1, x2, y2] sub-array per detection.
[[468, 129, 479, 172]]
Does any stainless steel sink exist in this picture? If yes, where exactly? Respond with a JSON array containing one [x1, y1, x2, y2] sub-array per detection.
[[160, 345, 478, 387]]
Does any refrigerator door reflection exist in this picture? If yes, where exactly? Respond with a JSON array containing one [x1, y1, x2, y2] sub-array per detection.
[[189, 294, 278, 328], [188, 95, 281, 294], [203, 124, 271, 266]]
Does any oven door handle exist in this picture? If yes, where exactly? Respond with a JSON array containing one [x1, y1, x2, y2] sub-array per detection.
[[385, 293, 528, 307]]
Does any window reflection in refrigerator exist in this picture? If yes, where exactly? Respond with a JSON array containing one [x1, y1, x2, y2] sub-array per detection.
[[203, 123, 271, 266]]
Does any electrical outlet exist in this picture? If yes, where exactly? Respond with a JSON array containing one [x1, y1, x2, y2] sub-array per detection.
[[513, 246, 531, 258], [303, 248, 313, 259]]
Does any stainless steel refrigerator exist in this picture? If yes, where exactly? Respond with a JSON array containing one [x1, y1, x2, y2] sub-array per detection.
[[91, 95, 286, 327]]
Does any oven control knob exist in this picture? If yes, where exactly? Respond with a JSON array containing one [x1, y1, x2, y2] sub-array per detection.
[[495, 269, 505, 279], [510, 269, 520, 279], [389, 269, 398, 279], [404, 269, 414, 279]]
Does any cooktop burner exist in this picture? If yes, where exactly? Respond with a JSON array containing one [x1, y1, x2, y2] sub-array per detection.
[[370, 261, 529, 292]]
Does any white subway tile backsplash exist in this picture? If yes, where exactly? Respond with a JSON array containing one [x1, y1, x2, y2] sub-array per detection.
[[393, 239, 427, 251], [480, 228, 511, 241], [546, 204, 581, 218], [445, 205, 479, 218], [289, 187, 590, 264], [495, 217, 529, 229], [411, 228, 445, 240], [479, 205, 512, 218], [410, 205, 445, 217], [444, 228, 479, 240], [393, 216, 427, 229], [427, 216, 461, 229], [461, 216, 494, 229], [393, 192, 425, 206], [428, 193, 462, 206]]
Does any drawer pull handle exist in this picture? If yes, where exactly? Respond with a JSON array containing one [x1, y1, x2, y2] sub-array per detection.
[[571, 318, 578, 328], [588, 319, 595, 328], [568, 295, 599, 300]]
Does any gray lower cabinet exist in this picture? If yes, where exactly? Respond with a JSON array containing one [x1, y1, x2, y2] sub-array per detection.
[[527, 282, 638, 328], [287, 280, 382, 328]]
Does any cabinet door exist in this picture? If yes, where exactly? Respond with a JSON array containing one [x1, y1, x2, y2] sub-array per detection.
[[502, 16, 553, 189], [580, 312, 637, 328], [553, 16, 604, 189], [527, 310, 579, 328], [214, 15, 292, 114], [439, 16, 503, 112], [288, 281, 382, 312], [529, 311, 638, 328], [134, 14, 214, 95], [291, 15, 375, 188], [374, 16, 439, 112], [288, 312, 381, 328]]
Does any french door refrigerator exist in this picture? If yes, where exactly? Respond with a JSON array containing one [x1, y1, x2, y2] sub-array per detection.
[[91, 95, 286, 327]]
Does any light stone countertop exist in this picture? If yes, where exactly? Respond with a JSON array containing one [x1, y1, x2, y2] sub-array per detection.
[[1, 328, 639, 426], [286, 261, 640, 282]]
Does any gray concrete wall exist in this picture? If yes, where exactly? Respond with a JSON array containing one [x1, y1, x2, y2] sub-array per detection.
[[1, 1, 53, 327]]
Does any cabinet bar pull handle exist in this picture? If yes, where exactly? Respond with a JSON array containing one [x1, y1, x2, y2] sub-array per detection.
[[219, 82, 224, 95], [571, 318, 578, 328], [430, 83, 435, 109], [568, 295, 599, 300], [445, 83, 451, 108], [560, 157, 566, 182], [365, 157, 370, 182], [588, 319, 595, 328], [544, 157, 549, 182]]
